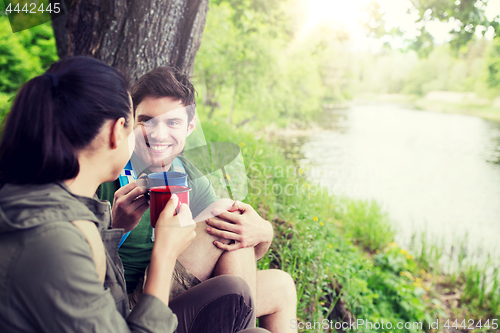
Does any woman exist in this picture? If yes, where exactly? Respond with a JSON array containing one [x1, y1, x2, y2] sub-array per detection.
[[0, 56, 265, 333]]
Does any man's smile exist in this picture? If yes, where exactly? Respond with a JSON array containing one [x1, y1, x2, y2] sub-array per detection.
[[146, 142, 174, 153]]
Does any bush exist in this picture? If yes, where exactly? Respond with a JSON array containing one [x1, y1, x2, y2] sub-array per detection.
[[0, 15, 58, 125]]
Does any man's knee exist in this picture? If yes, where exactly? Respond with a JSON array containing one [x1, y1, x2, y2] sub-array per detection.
[[210, 275, 253, 304], [171, 275, 257, 332], [272, 270, 297, 304]]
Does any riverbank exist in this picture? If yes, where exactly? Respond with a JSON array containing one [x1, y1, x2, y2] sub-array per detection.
[[357, 93, 500, 123], [202, 117, 500, 332]]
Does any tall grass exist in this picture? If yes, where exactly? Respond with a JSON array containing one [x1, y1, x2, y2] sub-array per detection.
[[409, 231, 500, 319], [336, 199, 394, 252]]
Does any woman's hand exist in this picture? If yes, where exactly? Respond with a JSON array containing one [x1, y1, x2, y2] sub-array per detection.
[[110, 181, 149, 233], [205, 201, 273, 260], [145, 194, 196, 306], [154, 194, 196, 257]]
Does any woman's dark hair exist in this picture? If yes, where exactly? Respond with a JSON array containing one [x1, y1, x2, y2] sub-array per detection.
[[0, 56, 131, 185]]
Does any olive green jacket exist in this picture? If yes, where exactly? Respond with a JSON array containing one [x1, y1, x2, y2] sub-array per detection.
[[0, 182, 177, 332]]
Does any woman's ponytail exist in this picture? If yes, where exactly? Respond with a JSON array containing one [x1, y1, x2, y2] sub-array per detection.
[[0, 56, 131, 185]]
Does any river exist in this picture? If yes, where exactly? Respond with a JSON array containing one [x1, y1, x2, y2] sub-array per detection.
[[290, 102, 500, 259]]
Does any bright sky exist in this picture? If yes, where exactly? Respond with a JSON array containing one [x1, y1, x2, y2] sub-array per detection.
[[297, 0, 500, 51]]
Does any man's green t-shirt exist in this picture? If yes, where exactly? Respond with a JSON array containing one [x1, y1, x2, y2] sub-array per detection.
[[98, 155, 218, 293]]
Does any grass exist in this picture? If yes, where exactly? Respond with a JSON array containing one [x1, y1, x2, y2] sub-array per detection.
[[392, 233, 500, 333]]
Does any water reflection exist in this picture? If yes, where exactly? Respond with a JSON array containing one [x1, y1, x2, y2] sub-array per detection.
[[274, 136, 308, 162], [294, 103, 500, 257]]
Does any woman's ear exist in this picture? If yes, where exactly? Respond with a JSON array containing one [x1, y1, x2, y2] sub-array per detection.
[[109, 117, 126, 149]]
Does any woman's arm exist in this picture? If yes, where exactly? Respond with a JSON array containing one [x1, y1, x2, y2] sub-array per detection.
[[143, 195, 196, 306], [11, 195, 195, 333], [11, 223, 176, 333]]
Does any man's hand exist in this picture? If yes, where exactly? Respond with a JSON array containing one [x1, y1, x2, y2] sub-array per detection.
[[205, 201, 273, 260], [111, 181, 149, 233]]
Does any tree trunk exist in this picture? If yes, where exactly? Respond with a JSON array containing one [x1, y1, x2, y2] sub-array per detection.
[[51, 0, 209, 80], [50, 0, 76, 59], [51, 14, 69, 59]]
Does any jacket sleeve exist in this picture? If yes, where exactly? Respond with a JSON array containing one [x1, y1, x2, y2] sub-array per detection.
[[10, 222, 177, 333]]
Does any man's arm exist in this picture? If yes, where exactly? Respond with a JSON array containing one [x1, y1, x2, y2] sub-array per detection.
[[173, 199, 234, 282], [192, 198, 234, 223], [205, 201, 274, 260]]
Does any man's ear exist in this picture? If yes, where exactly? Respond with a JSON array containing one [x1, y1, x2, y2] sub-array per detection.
[[109, 117, 126, 149], [186, 116, 197, 137]]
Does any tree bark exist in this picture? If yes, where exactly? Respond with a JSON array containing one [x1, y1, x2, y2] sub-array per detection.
[[50, 0, 76, 59], [51, 0, 209, 80], [51, 14, 69, 59]]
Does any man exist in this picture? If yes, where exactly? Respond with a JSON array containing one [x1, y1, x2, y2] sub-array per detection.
[[99, 67, 297, 333]]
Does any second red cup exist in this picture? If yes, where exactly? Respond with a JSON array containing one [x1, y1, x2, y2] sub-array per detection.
[[149, 185, 191, 228]]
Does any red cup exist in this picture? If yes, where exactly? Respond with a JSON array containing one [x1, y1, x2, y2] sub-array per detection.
[[149, 185, 191, 228]]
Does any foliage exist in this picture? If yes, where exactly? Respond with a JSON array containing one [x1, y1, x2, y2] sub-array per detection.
[[361, 1, 388, 39], [194, 0, 497, 124], [409, 0, 497, 50], [364, 0, 500, 55], [214, 0, 290, 38], [485, 37, 500, 92], [356, 40, 492, 97], [0, 14, 58, 123], [194, 0, 353, 128], [370, 245, 432, 329]]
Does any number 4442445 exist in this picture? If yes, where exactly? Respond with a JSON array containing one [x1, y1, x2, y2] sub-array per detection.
[[444, 319, 498, 330], [5, 2, 61, 14]]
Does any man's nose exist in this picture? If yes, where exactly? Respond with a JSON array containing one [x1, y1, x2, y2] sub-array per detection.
[[150, 121, 169, 141]]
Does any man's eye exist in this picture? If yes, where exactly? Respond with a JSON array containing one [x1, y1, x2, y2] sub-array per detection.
[[168, 121, 180, 126], [143, 119, 156, 127]]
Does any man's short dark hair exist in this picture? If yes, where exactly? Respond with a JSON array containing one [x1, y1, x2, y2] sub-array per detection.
[[131, 67, 196, 122]]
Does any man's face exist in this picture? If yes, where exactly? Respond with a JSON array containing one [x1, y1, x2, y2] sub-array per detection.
[[134, 96, 196, 171]]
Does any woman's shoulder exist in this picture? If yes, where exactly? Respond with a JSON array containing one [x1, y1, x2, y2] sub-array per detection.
[[0, 182, 104, 286], [1, 220, 95, 297], [0, 220, 132, 333], [0, 182, 110, 232], [12, 221, 91, 267]]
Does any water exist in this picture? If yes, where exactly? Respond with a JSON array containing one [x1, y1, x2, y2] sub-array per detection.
[[296, 102, 500, 257]]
